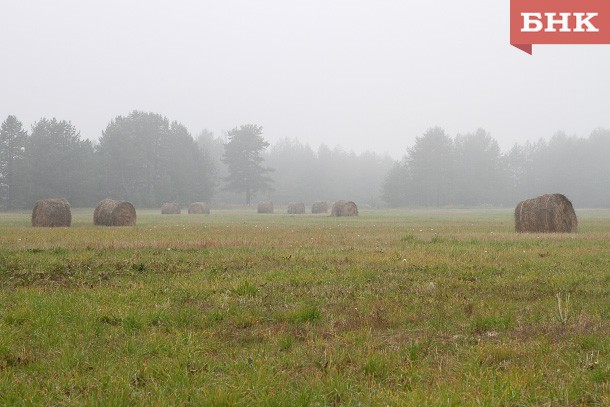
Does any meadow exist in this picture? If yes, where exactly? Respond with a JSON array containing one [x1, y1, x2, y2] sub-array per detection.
[[0, 208, 608, 406]]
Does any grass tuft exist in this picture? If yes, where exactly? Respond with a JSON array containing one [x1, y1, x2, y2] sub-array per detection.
[[289, 305, 322, 323]]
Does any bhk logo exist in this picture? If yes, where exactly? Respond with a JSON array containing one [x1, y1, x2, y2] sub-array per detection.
[[510, 0, 610, 54]]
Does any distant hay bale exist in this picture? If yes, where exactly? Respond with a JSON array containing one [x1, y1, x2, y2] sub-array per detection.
[[161, 202, 181, 214], [94, 199, 136, 226], [31, 198, 71, 227], [188, 202, 210, 214], [311, 201, 329, 214], [287, 202, 305, 214], [257, 201, 274, 214], [331, 200, 358, 217], [515, 193, 577, 233]]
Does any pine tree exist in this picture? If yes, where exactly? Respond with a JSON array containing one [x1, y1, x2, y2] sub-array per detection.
[[0, 115, 28, 209], [28, 118, 95, 206], [98, 111, 213, 206], [222, 124, 273, 205]]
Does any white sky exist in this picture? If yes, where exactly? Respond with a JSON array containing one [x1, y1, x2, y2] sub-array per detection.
[[1, 0, 609, 158]]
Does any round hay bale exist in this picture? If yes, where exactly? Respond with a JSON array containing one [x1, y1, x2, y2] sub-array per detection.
[[330, 200, 358, 216], [32, 198, 71, 227], [257, 201, 274, 214], [287, 202, 305, 214], [331, 200, 358, 217], [188, 202, 210, 214], [311, 201, 329, 214], [161, 202, 181, 214], [94, 199, 136, 226], [515, 193, 577, 233]]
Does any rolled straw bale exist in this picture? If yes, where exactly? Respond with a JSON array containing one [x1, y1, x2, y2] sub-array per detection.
[[188, 202, 210, 214], [94, 199, 136, 226], [257, 201, 274, 214], [330, 200, 358, 217], [515, 193, 577, 233], [32, 198, 71, 227], [161, 202, 181, 214], [311, 201, 329, 214], [287, 202, 305, 214]]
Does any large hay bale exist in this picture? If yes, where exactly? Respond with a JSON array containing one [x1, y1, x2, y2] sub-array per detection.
[[311, 201, 329, 214], [94, 199, 136, 226], [515, 193, 577, 233], [189, 202, 210, 215], [331, 200, 358, 217], [287, 202, 305, 214], [257, 201, 274, 213], [161, 202, 181, 214], [32, 198, 71, 227], [188, 202, 210, 214]]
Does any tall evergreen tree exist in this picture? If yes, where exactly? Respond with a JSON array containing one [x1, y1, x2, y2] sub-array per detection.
[[0, 115, 28, 209], [161, 121, 214, 204], [196, 129, 226, 198], [222, 124, 273, 205], [28, 118, 95, 206], [453, 128, 504, 205], [98, 111, 212, 206], [582, 128, 610, 207], [265, 138, 316, 204], [382, 160, 410, 207], [407, 127, 455, 206]]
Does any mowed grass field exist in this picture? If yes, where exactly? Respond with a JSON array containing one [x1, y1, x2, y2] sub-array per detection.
[[0, 208, 608, 406]]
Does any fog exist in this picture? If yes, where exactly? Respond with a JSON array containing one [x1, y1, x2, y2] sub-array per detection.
[[2, 0, 610, 157]]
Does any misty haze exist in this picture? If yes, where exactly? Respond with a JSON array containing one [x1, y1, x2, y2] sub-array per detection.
[[1, 112, 609, 209], [0, 1, 608, 405], [2, 2, 609, 208]]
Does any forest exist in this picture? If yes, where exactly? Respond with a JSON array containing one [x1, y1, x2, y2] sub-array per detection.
[[1, 111, 608, 209]]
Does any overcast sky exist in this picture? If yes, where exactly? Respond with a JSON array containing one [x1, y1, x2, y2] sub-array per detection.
[[2, 0, 609, 158]]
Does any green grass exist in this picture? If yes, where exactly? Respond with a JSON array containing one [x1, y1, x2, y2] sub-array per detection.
[[0, 208, 608, 405]]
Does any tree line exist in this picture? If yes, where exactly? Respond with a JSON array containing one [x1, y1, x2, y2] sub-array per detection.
[[0, 112, 213, 209], [382, 127, 610, 208], [0, 111, 392, 209], [197, 132, 395, 208], [1, 112, 608, 209]]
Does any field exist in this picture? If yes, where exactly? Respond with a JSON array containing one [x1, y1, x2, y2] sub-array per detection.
[[0, 208, 608, 406]]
